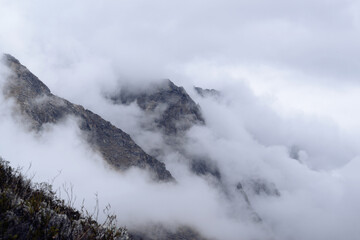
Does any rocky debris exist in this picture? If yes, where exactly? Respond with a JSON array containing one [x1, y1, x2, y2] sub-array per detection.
[[110, 79, 205, 136], [0, 157, 131, 240], [194, 87, 221, 99], [1, 54, 173, 181], [129, 225, 209, 240]]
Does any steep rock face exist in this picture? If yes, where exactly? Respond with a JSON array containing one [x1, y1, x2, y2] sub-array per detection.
[[1, 54, 173, 181], [190, 158, 221, 180], [111, 80, 205, 135]]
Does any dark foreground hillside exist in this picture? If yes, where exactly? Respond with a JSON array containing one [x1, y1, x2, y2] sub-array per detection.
[[0, 157, 131, 240]]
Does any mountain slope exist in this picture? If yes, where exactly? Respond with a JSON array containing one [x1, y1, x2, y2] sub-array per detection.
[[108, 80, 223, 178], [0, 157, 130, 240], [110, 79, 205, 136], [1, 54, 173, 181]]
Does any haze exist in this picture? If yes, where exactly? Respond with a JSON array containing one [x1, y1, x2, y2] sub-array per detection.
[[1, 1, 360, 239]]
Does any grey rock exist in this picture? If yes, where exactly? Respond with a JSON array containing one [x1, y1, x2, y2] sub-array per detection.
[[2, 54, 173, 181], [109, 80, 222, 180], [190, 158, 221, 180], [194, 87, 221, 98], [110, 79, 205, 136]]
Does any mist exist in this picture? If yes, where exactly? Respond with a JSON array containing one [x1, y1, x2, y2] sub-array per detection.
[[1, 0, 360, 239], [0, 71, 269, 239]]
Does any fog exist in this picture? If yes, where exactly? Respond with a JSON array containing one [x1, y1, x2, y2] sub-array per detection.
[[1, 0, 360, 239], [0, 74, 270, 239]]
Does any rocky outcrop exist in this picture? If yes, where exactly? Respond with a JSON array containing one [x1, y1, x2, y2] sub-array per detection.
[[190, 158, 222, 180], [194, 87, 221, 99], [1, 54, 173, 181], [110, 80, 205, 136]]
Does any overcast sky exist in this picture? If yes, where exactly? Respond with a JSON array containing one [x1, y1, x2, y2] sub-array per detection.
[[1, 0, 360, 129], [2, 1, 360, 239]]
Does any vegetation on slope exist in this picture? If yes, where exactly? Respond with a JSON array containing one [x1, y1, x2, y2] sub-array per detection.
[[0, 157, 130, 240]]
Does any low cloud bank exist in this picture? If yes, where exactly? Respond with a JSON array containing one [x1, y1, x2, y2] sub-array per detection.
[[2, 59, 360, 239], [1, 0, 360, 238]]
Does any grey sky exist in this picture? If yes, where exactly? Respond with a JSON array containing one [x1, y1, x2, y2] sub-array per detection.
[[1, 0, 360, 131], [2, 1, 360, 239], [1, 0, 359, 79]]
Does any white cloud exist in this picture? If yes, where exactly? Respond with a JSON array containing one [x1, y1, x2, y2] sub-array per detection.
[[1, 1, 360, 239]]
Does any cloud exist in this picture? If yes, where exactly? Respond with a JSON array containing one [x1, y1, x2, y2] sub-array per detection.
[[1, 0, 360, 83], [0, 67, 269, 240], [1, 0, 359, 129], [1, 1, 360, 239]]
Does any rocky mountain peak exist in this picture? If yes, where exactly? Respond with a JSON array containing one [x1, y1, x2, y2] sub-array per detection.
[[1, 54, 173, 181], [2, 54, 51, 99], [110, 79, 205, 135]]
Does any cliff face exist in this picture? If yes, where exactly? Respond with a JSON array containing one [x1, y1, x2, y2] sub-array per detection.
[[1, 54, 173, 182]]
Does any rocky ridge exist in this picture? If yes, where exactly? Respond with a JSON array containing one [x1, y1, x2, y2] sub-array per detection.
[[110, 79, 205, 136], [1, 54, 212, 240], [1, 54, 173, 182], [109, 80, 223, 179], [0, 54, 280, 240], [109, 79, 280, 223]]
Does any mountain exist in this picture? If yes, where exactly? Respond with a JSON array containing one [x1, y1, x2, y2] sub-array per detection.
[[110, 79, 205, 136], [108, 79, 280, 222], [1, 54, 212, 240], [1, 54, 173, 182], [0, 54, 277, 240], [108, 80, 223, 179]]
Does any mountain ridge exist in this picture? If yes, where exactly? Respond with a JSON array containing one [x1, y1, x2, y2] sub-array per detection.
[[1, 54, 173, 182], [110, 79, 205, 136]]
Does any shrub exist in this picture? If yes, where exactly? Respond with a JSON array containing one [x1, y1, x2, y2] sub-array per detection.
[[0, 157, 130, 240]]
